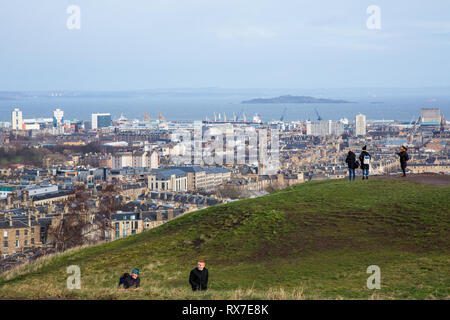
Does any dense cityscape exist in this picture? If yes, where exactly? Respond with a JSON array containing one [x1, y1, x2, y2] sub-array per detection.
[[0, 105, 448, 270]]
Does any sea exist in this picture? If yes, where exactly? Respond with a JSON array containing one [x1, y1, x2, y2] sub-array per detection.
[[0, 90, 449, 123]]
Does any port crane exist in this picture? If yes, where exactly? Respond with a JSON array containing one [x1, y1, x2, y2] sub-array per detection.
[[280, 107, 287, 122], [315, 108, 323, 121]]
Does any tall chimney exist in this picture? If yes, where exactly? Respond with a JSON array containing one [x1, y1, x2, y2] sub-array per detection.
[[28, 214, 32, 227], [8, 215, 13, 227]]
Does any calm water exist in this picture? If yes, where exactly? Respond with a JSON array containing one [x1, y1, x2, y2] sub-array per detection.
[[0, 94, 449, 123]]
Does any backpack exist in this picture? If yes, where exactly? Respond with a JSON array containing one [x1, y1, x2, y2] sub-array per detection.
[[355, 160, 360, 169], [363, 155, 370, 165]]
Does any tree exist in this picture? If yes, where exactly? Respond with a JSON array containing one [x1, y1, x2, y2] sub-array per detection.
[[216, 184, 245, 199], [48, 186, 89, 252], [95, 183, 123, 241], [48, 183, 127, 251]]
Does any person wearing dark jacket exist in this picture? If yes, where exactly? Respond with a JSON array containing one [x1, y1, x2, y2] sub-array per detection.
[[189, 260, 208, 291], [397, 146, 409, 177], [118, 268, 140, 289], [345, 150, 358, 181], [359, 145, 372, 180]]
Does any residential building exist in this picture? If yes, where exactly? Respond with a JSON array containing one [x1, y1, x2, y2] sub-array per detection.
[[355, 113, 367, 136], [91, 113, 112, 130], [11, 108, 23, 130], [147, 168, 188, 192]]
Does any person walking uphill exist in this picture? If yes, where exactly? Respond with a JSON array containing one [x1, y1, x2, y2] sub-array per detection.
[[189, 260, 208, 291], [397, 146, 409, 177], [345, 150, 359, 181], [359, 145, 371, 180], [118, 268, 140, 289]]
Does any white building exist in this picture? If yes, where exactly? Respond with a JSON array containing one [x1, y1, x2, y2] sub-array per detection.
[[22, 184, 59, 197], [11, 108, 23, 130], [420, 108, 441, 123], [307, 121, 344, 137], [53, 109, 64, 127], [112, 150, 159, 169], [91, 113, 112, 130], [355, 114, 367, 136]]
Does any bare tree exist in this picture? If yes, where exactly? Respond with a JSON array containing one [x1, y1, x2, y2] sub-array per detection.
[[48, 186, 90, 252], [48, 183, 128, 251], [216, 184, 245, 199], [264, 181, 283, 193], [95, 183, 123, 241]]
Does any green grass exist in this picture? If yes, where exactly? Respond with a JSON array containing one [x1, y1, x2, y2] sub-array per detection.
[[1, 178, 449, 299]]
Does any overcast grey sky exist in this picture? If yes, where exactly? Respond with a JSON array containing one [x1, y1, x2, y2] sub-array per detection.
[[1, 0, 449, 90]]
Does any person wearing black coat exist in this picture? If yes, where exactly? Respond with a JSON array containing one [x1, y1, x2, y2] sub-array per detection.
[[397, 146, 409, 177], [118, 268, 141, 289], [345, 150, 358, 181], [359, 145, 372, 180], [189, 260, 208, 291]]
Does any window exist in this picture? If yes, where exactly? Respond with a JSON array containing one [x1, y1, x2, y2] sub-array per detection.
[[31, 238, 34, 245], [31, 228, 34, 235], [3, 241, 7, 248], [115, 231, 120, 240], [15, 240, 20, 248], [134, 221, 138, 229], [3, 231, 7, 238], [125, 222, 129, 229], [24, 240, 28, 246], [16, 230, 20, 237], [115, 222, 120, 230], [24, 230, 28, 236], [132, 230, 136, 235]]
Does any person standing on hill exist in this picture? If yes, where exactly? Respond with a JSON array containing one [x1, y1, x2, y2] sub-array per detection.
[[189, 260, 208, 291], [397, 146, 410, 177], [359, 145, 371, 180], [345, 150, 358, 181]]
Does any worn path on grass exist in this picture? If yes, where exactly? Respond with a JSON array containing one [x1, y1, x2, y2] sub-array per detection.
[[374, 173, 450, 186]]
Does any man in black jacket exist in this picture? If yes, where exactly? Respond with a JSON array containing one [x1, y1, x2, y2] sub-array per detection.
[[189, 260, 208, 291], [397, 146, 409, 177], [345, 150, 358, 181]]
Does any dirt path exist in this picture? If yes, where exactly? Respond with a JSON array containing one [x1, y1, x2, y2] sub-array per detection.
[[375, 173, 450, 186]]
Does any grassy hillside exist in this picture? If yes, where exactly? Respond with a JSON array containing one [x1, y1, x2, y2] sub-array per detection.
[[1, 178, 449, 299]]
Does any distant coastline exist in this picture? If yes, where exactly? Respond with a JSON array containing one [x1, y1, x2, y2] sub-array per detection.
[[242, 95, 353, 104]]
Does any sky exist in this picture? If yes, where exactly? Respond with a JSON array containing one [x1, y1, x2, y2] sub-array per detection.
[[0, 0, 450, 91]]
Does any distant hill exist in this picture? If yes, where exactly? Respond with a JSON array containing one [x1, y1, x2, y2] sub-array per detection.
[[242, 95, 353, 104], [0, 178, 449, 299]]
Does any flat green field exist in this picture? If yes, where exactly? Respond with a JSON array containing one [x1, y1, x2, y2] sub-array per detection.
[[0, 178, 449, 299]]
